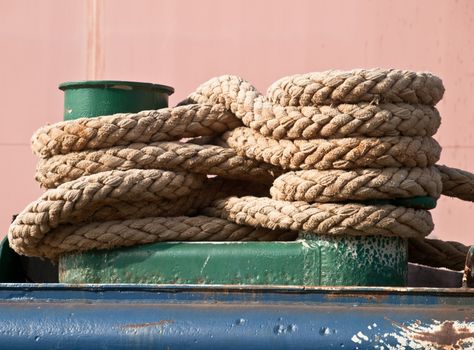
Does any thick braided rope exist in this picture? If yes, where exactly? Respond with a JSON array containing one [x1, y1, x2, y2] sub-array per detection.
[[32, 71, 444, 159], [271, 167, 443, 203], [24, 216, 296, 260], [186, 74, 441, 139], [36, 142, 280, 188], [223, 127, 441, 170], [202, 196, 433, 238], [250, 102, 441, 139], [8, 169, 268, 256], [437, 164, 474, 201], [10, 69, 473, 271], [408, 238, 470, 271], [8, 169, 205, 249], [32, 104, 241, 158], [266, 69, 445, 106]]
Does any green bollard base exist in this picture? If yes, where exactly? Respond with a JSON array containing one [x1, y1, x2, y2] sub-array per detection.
[[59, 235, 407, 286], [300, 233, 407, 286]]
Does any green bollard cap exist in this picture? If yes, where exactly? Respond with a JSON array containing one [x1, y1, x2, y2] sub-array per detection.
[[59, 80, 174, 120]]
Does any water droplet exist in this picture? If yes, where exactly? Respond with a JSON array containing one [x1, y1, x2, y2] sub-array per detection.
[[34, 336, 40, 342], [278, 317, 283, 321], [236, 318, 246, 325], [274, 324, 285, 335], [340, 343, 345, 348], [319, 326, 331, 336], [288, 324, 297, 332]]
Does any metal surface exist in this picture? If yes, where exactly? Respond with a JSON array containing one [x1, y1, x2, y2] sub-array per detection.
[[0, 237, 58, 283], [59, 235, 407, 286], [59, 80, 174, 120], [0, 237, 18, 282], [303, 234, 407, 286], [360, 195, 437, 209], [408, 263, 463, 288], [0, 283, 472, 349]]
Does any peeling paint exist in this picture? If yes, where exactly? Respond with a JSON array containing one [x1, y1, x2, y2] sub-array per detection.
[[353, 319, 474, 349], [374, 319, 474, 350], [357, 331, 369, 341], [391, 320, 474, 349], [200, 256, 210, 274], [352, 334, 362, 344]]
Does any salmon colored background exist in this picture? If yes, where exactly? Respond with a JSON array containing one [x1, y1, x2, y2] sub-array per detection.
[[0, 0, 473, 245]]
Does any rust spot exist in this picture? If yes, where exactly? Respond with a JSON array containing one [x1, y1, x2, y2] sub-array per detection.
[[387, 317, 474, 349], [121, 320, 174, 329], [324, 293, 389, 302], [410, 321, 474, 347]]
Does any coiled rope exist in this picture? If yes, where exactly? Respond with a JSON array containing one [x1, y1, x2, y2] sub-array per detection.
[[8, 69, 473, 270]]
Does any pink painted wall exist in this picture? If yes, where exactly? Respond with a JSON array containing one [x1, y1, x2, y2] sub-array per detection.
[[1, 0, 473, 245]]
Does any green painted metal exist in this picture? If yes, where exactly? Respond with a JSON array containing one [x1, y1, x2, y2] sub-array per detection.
[[59, 242, 319, 285], [59, 235, 407, 286], [59, 80, 174, 120], [301, 233, 407, 286], [358, 196, 437, 210]]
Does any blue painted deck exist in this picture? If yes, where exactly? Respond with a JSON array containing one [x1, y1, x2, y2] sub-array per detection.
[[0, 284, 472, 349]]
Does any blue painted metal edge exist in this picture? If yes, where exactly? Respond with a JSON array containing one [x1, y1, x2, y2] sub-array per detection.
[[0, 283, 472, 349], [1, 283, 473, 293], [0, 283, 473, 302]]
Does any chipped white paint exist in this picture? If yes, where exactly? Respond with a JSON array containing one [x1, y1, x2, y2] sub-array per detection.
[[353, 320, 473, 349], [351, 334, 362, 344], [299, 240, 311, 249], [376, 320, 474, 350], [200, 256, 210, 274]]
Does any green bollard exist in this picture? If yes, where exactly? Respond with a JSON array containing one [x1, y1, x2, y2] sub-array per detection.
[[59, 234, 407, 286], [56, 79, 410, 287], [299, 233, 407, 286], [59, 80, 174, 120]]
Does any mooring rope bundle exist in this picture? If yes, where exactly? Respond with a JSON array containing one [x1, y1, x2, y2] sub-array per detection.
[[8, 69, 473, 270]]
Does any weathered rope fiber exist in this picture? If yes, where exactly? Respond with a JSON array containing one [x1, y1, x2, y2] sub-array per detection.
[[32, 104, 241, 158], [266, 69, 444, 106], [35, 141, 279, 188], [33, 71, 444, 159], [8, 169, 269, 257], [408, 238, 470, 271], [8, 69, 473, 272], [271, 167, 443, 203], [250, 102, 441, 139], [437, 164, 474, 202], [186, 82, 441, 139], [25, 216, 296, 260], [202, 196, 433, 238], [222, 127, 441, 170]]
